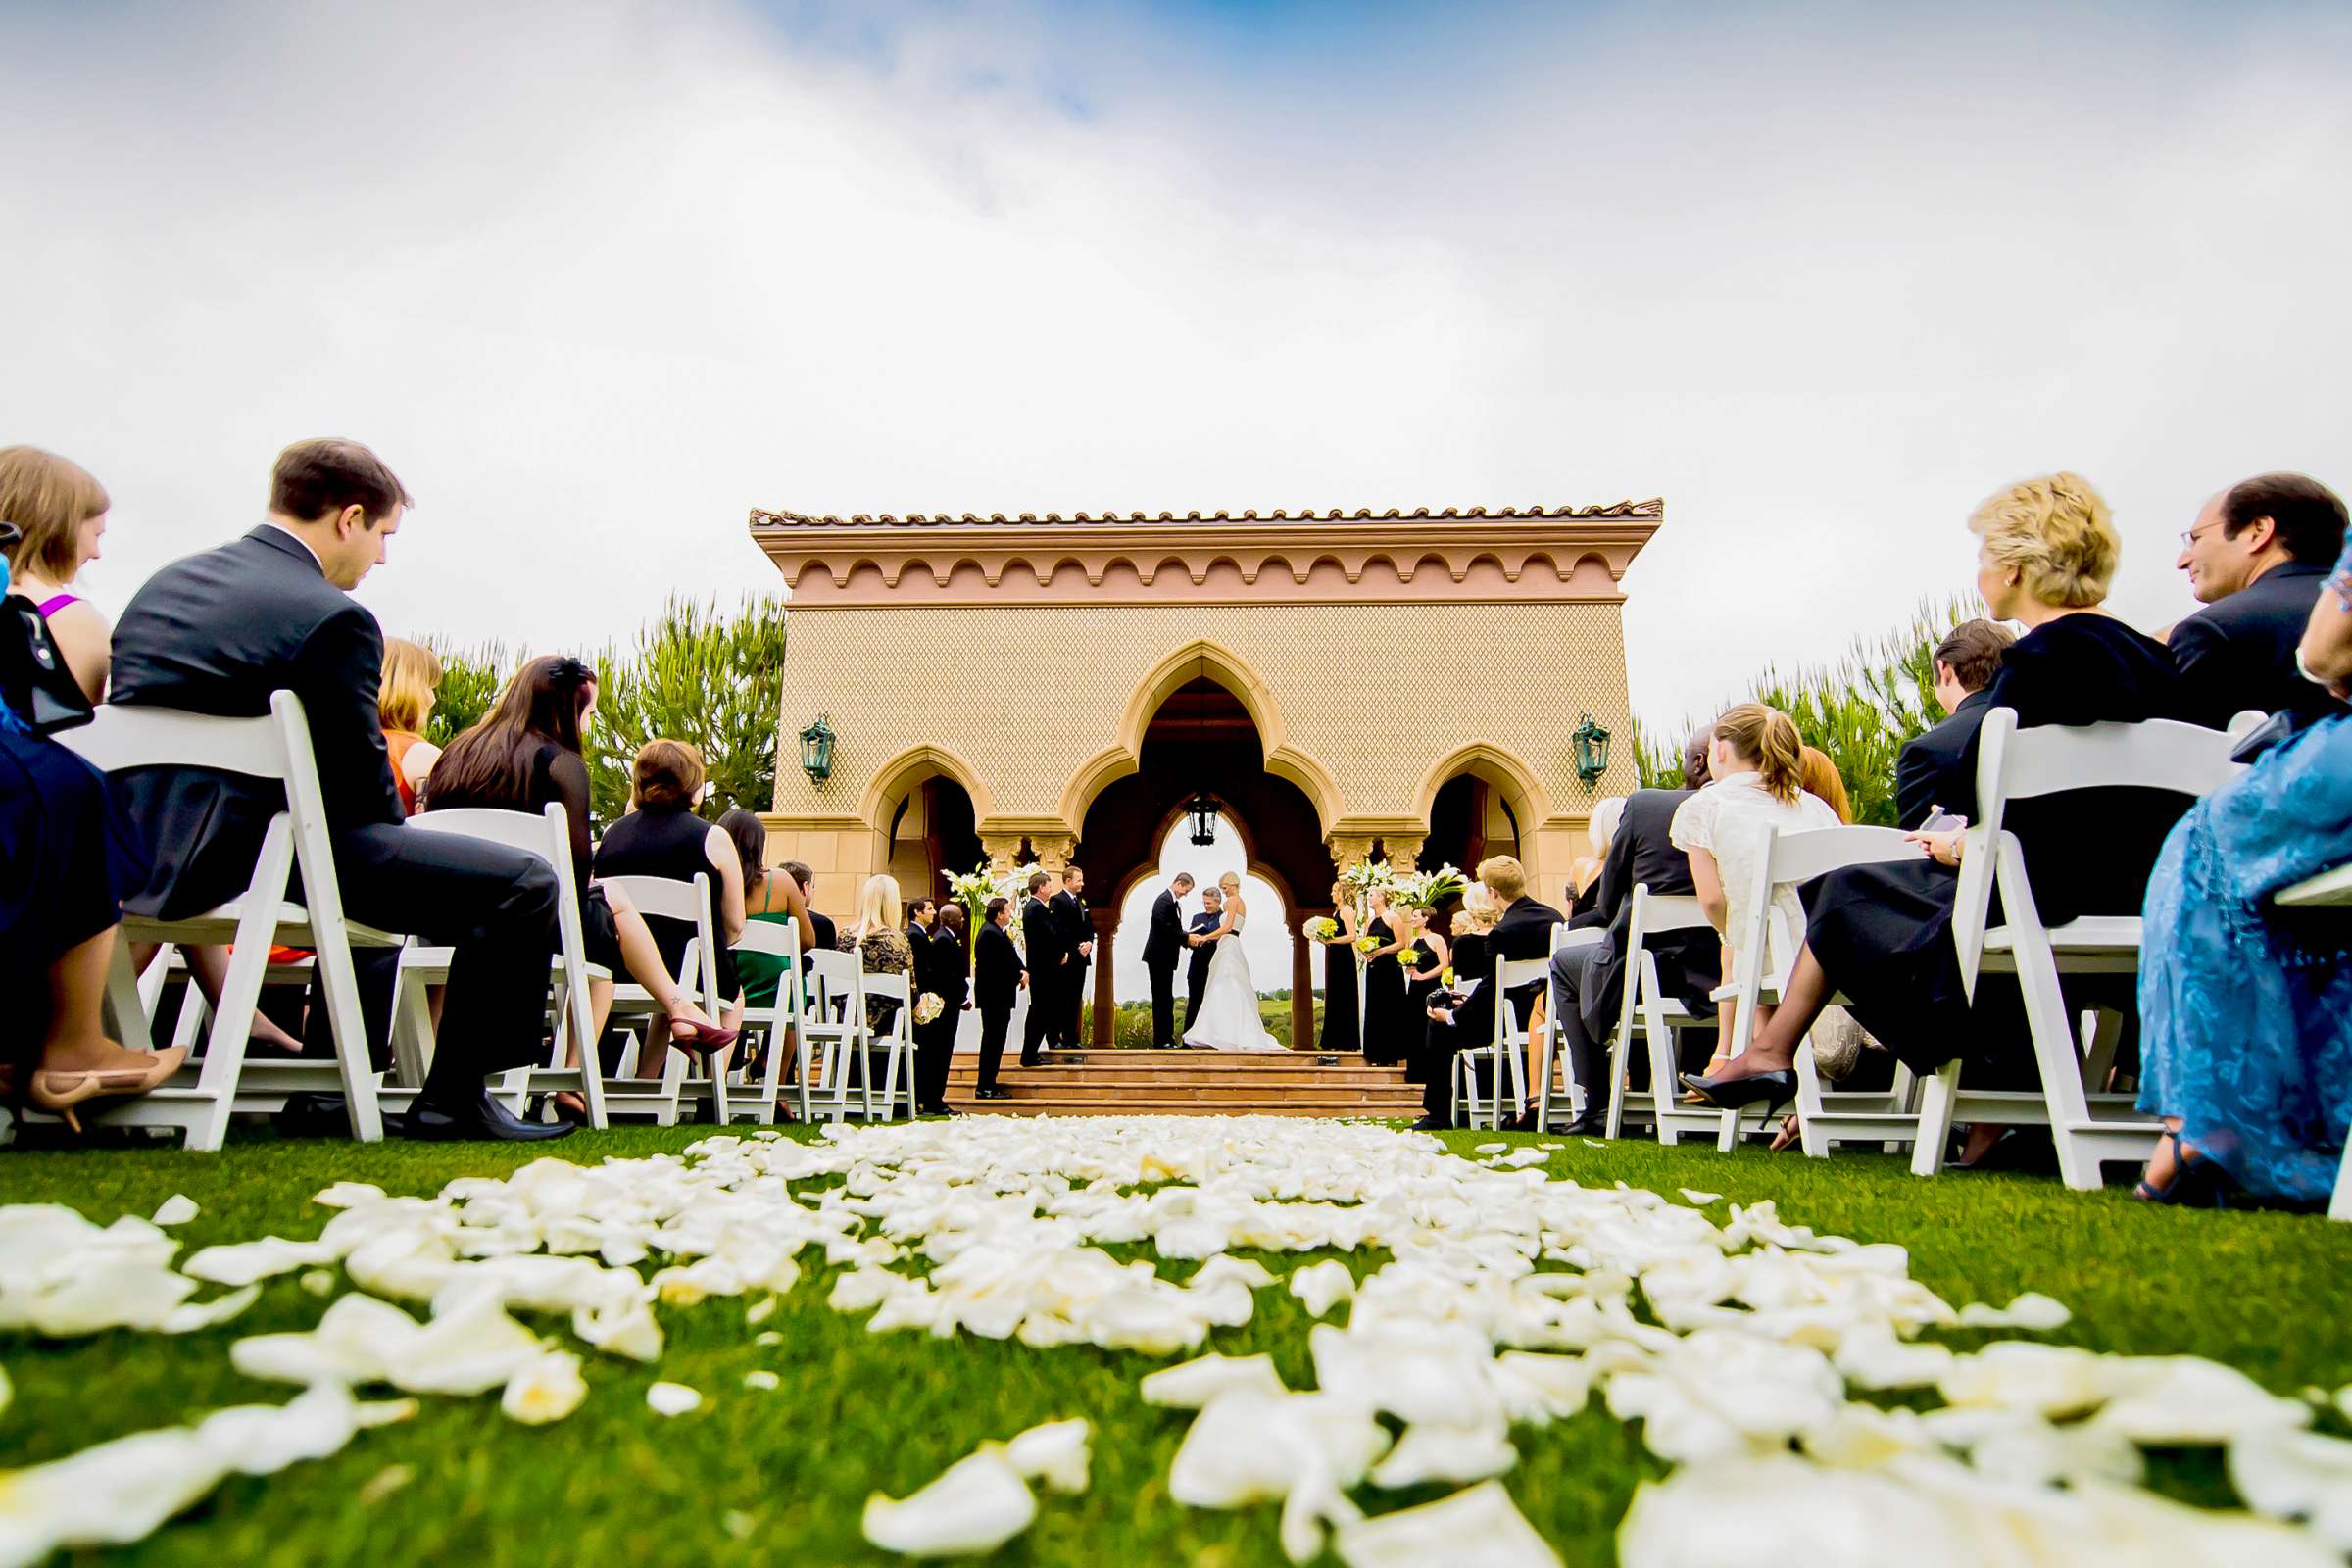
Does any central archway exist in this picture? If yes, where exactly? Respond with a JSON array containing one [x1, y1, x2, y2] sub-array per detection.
[[1074, 674, 1338, 1046]]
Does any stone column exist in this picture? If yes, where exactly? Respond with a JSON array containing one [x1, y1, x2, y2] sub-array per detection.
[[1381, 834, 1426, 869], [1325, 833, 1377, 874], [1291, 930, 1313, 1052], [1094, 930, 1117, 1048], [1030, 834, 1077, 875], [980, 835, 1024, 882]]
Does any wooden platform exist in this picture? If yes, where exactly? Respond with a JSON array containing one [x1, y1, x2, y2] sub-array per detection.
[[943, 1048, 1422, 1118]]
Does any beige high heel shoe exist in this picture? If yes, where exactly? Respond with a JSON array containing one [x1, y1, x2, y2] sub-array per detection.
[[26, 1047, 188, 1133]]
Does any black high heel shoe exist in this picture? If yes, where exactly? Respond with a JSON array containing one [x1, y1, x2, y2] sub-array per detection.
[[1677, 1067, 1796, 1117]]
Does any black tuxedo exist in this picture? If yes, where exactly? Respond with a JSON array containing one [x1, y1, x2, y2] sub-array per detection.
[[1019, 895, 1063, 1064], [1894, 690, 1993, 830], [806, 907, 838, 955], [973, 919, 1023, 1093], [1418, 894, 1563, 1118], [108, 525, 558, 1102], [911, 925, 966, 1108], [2170, 562, 2346, 729], [1141, 888, 1186, 1046], [1182, 910, 1222, 1030], [1548, 788, 1720, 1122], [1052, 888, 1094, 1047]]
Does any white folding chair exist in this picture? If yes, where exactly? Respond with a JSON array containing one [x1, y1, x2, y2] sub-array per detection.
[[857, 971, 919, 1122], [1452, 949, 1547, 1130], [799, 947, 865, 1122], [1925, 709, 2245, 1189], [1587, 888, 1726, 1145], [1530, 923, 1602, 1133], [599, 872, 724, 1125], [726, 920, 802, 1125], [56, 691, 400, 1151], [1720, 824, 1927, 1156], [400, 804, 610, 1129]]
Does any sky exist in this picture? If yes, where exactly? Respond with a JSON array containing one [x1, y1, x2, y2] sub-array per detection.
[[1108, 810, 1303, 1004], [6, 0, 2350, 741]]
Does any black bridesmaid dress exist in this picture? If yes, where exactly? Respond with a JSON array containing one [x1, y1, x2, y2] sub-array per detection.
[[1318, 924, 1360, 1054], [1359, 915, 1408, 1067]]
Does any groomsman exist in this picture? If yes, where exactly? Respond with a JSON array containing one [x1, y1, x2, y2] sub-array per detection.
[[1142, 872, 1195, 1048], [906, 896, 937, 951], [973, 898, 1025, 1099], [1020, 870, 1066, 1067], [1181, 885, 1224, 1036], [912, 904, 967, 1115], [1054, 865, 1095, 1048]]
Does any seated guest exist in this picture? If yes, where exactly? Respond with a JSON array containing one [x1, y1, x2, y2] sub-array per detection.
[[1684, 472, 2193, 1136], [1796, 746, 1852, 824], [782, 860, 837, 953], [0, 445, 113, 702], [1894, 618, 2015, 829], [840, 872, 914, 1041], [427, 658, 735, 1110], [1674, 706, 1842, 1084], [377, 637, 442, 815], [1567, 796, 1625, 918], [109, 438, 568, 1140], [594, 739, 749, 1071], [1414, 856, 1563, 1131], [2168, 471, 2350, 728], [2134, 529, 2352, 1205], [728, 815, 816, 1013], [1533, 730, 1721, 1131], [1, 525, 181, 1128]]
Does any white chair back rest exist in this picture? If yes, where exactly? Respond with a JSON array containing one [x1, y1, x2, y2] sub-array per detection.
[[1732, 823, 1918, 995], [409, 804, 564, 866], [804, 946, 860, 1025], [732, 920, 802, 956], [1494, 956, 1549, 990], [1629, 887, 1712, 938], [601, 871, 720, 1006]]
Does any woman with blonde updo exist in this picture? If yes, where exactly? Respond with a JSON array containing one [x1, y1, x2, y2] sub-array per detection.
[[1315, 877, 1363, 1054], [1682, 473, 2193, 1130]]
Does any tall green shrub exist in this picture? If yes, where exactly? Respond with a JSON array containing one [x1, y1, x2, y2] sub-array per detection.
[[590, 596, 788, 827], [422, 641, 512, 748]]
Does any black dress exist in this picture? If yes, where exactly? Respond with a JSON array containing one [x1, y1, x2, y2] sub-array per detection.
[[1317, 920, 1360, 1054], [596, 803, 739, 1002], [425, 741, 630, 973], [1799, 614, 2193, 1078], [1360, 915, 1409, 1067], [1, 730, 147, 1070]]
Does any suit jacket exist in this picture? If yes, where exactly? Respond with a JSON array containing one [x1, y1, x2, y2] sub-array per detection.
[[1446, 897, 1561, 1045], [1053, 888, 1094, 972], [1894, 689, 1994, 831], [1186, 911, 1222, 989], [919, 926, 968, 1011], [1022, 896, 1065, 972], [1141, 888, 1185, 969], [109, 525, 404, 919], [807, 907, 838, 956], [975, 920, 1023, 1010], [2170, 562, 2345, 728], [1566, 788, 1718, 1037]]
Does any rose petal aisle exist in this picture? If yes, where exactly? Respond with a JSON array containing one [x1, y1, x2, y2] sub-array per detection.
[[1, 1118, 2348, 1566]]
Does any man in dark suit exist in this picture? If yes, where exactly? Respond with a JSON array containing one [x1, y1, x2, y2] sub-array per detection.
[[1019, 870, 1065, 1067], [2169, 472, 2350, 729], [912, 903, 967, 1114], [972, 897, 1025, 1098], [1530, 733, 1722, 1134], [1415, 857, 1564, 1129], [1053, 865, 1094, 1049], [1894, 618, 2015, 829], [906, 896, 937, 952], [1182, 887, 1224, 1035], [107, 438, 568, 1142], [1141, 872, 1194, 1047], [782, 861, 837, 954]]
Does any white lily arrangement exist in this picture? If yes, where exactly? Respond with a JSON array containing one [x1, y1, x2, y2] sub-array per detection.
[[1387, 864, 1468, 912]]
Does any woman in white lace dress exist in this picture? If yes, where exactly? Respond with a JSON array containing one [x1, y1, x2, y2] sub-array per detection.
[[1182, 872, 1285, 1053]]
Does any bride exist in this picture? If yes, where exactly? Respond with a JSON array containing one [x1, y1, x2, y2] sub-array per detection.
[[1182, 872, 1285, 1053]]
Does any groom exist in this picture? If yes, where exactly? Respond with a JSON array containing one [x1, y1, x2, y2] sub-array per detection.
[[1181, 885, 1224, 1039], [1142, 872, 1195, 1048]]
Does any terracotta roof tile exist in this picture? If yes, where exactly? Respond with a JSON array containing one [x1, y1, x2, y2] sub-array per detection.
[[749, 500, 1662, 528]]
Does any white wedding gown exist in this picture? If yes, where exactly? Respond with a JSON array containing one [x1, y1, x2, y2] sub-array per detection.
[[1182, 912, 1285, 1053]]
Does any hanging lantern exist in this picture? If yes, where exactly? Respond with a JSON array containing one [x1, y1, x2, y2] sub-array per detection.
[[798, 713, 837, 784], [1570, 712, 1612, 787], [1187, 793, 1218, 847]]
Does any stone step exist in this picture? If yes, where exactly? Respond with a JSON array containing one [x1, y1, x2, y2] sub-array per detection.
[[943, 1099, 1415, 1119], [951, 1049, 1356, 1068], [981, 1082, 1421, 1102], [945, 1067, 1406, 1089]]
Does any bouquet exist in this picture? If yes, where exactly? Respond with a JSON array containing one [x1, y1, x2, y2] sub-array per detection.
[[914, 992, 945, 1026], [1304, 915, 1338, 941], [1440, 967, 1457, 988], [1354, 934, 1381, 956]]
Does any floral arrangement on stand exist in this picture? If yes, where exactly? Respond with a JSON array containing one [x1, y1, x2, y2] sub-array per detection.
[[1385, 863, 1468, 913], [946, 862, 1019, 973]]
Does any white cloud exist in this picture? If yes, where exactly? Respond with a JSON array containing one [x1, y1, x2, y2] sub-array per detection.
[[5, 0, 2347, 738]]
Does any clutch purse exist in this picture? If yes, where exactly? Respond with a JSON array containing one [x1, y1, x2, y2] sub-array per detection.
[[0, 527, 95, 736]]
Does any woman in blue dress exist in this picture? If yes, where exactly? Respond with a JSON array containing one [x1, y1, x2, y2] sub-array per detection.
[[2133, 530, 2352, 1206]]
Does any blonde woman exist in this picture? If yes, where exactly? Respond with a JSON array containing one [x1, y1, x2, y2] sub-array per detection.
[[1182, 871, 1284, 1052], [838, 873, 914, 1038], [377, 638, 442, 815], [0, 445, 113, 703], [1683, 472, 2192, 1137], [1315, 877, 1363, 1054], [1568, 796, 1626, 918]]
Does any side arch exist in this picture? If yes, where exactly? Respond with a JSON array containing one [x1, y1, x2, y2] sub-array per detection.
[[858, 742, 997, 827], [1411, 741, 1553, 827]]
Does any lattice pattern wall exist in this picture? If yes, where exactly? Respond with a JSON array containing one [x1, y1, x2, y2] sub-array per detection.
[[773, 602, 1638, 825]]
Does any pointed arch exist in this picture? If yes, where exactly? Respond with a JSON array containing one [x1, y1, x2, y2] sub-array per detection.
[[1411, 741, 1552, 826], [857, 742, 996, 827]]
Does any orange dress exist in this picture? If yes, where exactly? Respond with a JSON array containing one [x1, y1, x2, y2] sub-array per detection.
[[385, 729, 426, 815]]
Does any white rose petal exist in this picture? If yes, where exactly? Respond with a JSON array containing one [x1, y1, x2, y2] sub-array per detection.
[[861, 1448, 1038, 1557], [1004, 1417, 1091, 1494], [2089, 1355, 2311, 1445], [160, 1284, 261, 1335], [1335, 1481, 1561, 1568], [1677, 1190, 1723, 1206], [500, 1350, 588, 1425], [646, 1381, 703, 1417], [1955, 1292, 2072, 1332], [197, 1382, 361, 1476], [2229, 1427, 2352, 1551], [744, 1370, 781, 1391], [313, 1182, 388, 1209], [150, 1195, 200, 1227], [1142, 1351, 1291, 1409], [182, 1236, 337, 1288], [1291, 1260, 1357, 1319], [1369, 1424, 1519, 1489]]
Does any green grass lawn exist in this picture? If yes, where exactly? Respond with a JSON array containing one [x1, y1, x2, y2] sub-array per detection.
[[3, 1123, 2347, 1566]]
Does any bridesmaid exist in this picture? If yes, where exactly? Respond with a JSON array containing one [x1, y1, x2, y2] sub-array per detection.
[[1399, 911, 1449, 1027], [1358, 886, 1411, 1067], [1315, 879, 1362, 1054]]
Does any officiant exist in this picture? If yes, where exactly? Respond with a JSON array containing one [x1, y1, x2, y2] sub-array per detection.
[[1142, 872, 1195, 1049], [1181, 884, 1224, 1036]]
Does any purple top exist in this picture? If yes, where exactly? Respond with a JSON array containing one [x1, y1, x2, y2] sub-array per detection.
[[34, 593, 78, 617]]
